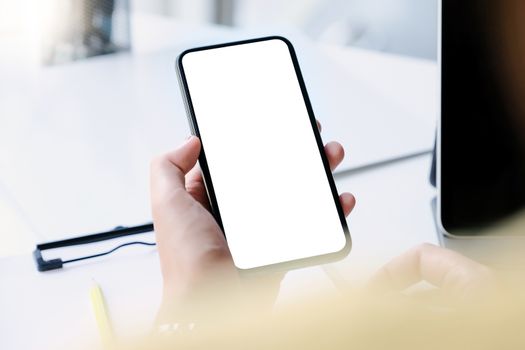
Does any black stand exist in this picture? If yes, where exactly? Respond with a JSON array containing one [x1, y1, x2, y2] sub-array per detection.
[[33, 223, 154, 272]]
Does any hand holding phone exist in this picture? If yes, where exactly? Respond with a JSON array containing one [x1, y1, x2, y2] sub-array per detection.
[[151, 133, 355, 318], [176, 37, 352, 271]]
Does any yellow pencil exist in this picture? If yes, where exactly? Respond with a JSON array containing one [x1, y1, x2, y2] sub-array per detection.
[[90, 280, 115, 349]]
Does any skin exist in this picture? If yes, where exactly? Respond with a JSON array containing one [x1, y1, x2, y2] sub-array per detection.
[[150, 124, 354, 317], [368, 243, 497, 303], [150, 127, 496, 320]]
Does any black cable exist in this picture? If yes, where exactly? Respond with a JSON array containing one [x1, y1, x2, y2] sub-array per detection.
[[62, 241, 157, 265]]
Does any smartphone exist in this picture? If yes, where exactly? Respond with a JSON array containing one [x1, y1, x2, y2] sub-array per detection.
[[176, 36, 351, 271]]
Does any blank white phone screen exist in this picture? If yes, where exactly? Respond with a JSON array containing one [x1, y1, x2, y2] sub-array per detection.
[[181, 38, 347, 269]]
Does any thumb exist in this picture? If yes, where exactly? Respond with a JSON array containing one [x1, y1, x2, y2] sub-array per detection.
[[150, 136, 201, 215], [150, 136, 237, 302]]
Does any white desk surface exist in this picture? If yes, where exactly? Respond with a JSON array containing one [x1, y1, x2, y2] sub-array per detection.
[[0, 15, 441, 349], [0, 154, 438, 350]]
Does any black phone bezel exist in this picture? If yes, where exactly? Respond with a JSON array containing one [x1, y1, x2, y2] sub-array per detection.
[[176, 36, 351, 273]]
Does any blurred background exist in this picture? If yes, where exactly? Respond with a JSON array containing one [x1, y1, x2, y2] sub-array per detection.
[[0, 0, 438, 257], [134, 0, 437, 58], [0, 0, 436, 66]]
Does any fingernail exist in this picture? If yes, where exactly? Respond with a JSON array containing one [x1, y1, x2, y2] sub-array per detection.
[[185, 135, 197, 144], [178, 136, 194, 148]]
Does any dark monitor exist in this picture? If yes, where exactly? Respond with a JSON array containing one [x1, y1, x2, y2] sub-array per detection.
[[439, 0, 525, 236]]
